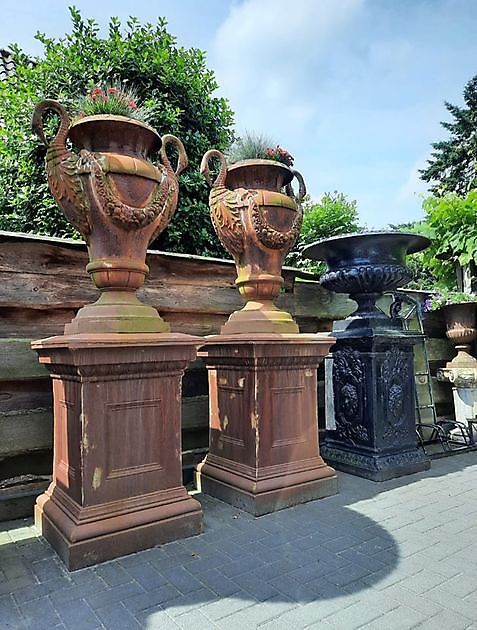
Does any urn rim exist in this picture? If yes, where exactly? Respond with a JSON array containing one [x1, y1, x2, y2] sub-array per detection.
[[302, 231, 431, 262], [68, 114, 162, 152], [227, 159, 294, 186]]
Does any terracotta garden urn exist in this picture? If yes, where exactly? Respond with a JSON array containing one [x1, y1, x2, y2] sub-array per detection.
[[32, 100, 188, 334], [440, 303, 477, 367], [200, 152, 305, 333]]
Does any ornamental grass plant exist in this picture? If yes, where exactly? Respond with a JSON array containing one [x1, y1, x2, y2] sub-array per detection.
[[73, 84, 154, 123], [227, 131, 294, 166]]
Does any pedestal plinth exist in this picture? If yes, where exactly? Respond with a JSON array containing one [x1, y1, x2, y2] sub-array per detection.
[[437, 367, 477, 438], [196, 334, 337, 516], [323, 327, 430, 481], [32, 333, 203, 570]]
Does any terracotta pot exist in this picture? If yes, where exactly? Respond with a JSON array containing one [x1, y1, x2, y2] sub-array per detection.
[[441, 302, 477, 367], [32, 101, 188, 334], [200, 153, 306, 334]]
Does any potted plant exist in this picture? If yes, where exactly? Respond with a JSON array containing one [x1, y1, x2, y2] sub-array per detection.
[[423, 290, 477, 366], [200, 132, 306, 334], [32, 85, 188, 334]]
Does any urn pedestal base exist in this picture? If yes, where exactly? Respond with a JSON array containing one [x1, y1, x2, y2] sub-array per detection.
[[196, 334, 337, 516], [324, 328, 430, 482], [64, 292, 170, 335], [437, 367, 477, 440], [32, 333, 203, 570]]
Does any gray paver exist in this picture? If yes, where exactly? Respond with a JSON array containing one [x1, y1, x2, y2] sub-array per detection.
[[1, 453, 476, 629], [95, 601, 141, 629], [55, 598, 101, 630]]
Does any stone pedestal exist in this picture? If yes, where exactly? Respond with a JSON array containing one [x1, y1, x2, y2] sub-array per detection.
[[322, 328, 430, 481], [196, 334, 337, 516], [33, 333, 203, 570], [437, 367, 477, 439]]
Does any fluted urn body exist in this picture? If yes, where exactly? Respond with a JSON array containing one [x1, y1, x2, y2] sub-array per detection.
[[304, 232, 430, 330], [32, 100, 188, 333], [200, 152, 306, 334]]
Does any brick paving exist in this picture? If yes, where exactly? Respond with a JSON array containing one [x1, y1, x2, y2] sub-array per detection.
[[1, 452, 477, 629]]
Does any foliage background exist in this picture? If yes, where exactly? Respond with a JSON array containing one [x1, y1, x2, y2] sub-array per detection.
[[0, 8, 234, 256], [286, 191, 362, 274]]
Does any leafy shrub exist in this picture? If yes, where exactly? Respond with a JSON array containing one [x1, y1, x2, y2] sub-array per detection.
[[423, 289, 477, 312], [0, 8, 235, 256], [286, 191, 362, 274], [411, 191, 477, 289]]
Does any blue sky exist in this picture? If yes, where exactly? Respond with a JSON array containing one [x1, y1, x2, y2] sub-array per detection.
[[2, 0, 477, 228]]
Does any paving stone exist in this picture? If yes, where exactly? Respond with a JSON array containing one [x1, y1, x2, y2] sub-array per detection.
[[215, 596, 299, 629], [377, 583, 443, 617], [219, 554, 266, 578], [414, 607, 475, 630], [13, 578, 64, 606], [325, 561, 373, 586], [20, 595, 61, 629], [395, 568, 449, 594], [360, 604, 429, 629], [324, 600, 386, 628], [268, 573, 320, 602], [229, 571, 280, 602], [30, 557, 66, 582], [95, 601, 141, 629], [55, 598, 101, 630], [135, 608, 180, 629], [85, 581, 145, 610], [94, 561, 132, 586], [160, 566, 204, 594], [124, 561, 169, 591], [183, 551, 231, 575], [164, 587, 217, 617], [48, 577, 108, 607], [0, 594, 24, 629], [438, 572, 477, 598], [200, 591, 256, 621], [196, 569, 241, 597], [122, 583, 181, 614], [0, 574, 36, 596], [174, 608, 219, 629]]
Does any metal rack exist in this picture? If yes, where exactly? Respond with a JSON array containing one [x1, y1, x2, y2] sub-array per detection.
[[388, 292, 473, 455]]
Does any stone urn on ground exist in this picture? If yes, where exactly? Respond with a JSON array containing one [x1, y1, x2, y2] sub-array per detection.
[[436, 302, 477, 434], [304, 231, 431, 481], [30, 99, 202, 569], [196, 150, 337, 515]]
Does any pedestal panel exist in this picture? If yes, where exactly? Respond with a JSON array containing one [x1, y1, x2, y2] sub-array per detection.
[[323, 332, 430, 481], [196, 334, 337, 515], [33, 333, 203, 570]]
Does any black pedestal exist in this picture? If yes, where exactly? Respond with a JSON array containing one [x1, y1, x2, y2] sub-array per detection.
[[323, 322, 430, 481]]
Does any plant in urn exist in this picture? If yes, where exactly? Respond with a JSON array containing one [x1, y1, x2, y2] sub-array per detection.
[[32, 85, 188, 334], [200, 134, 306, 334]]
